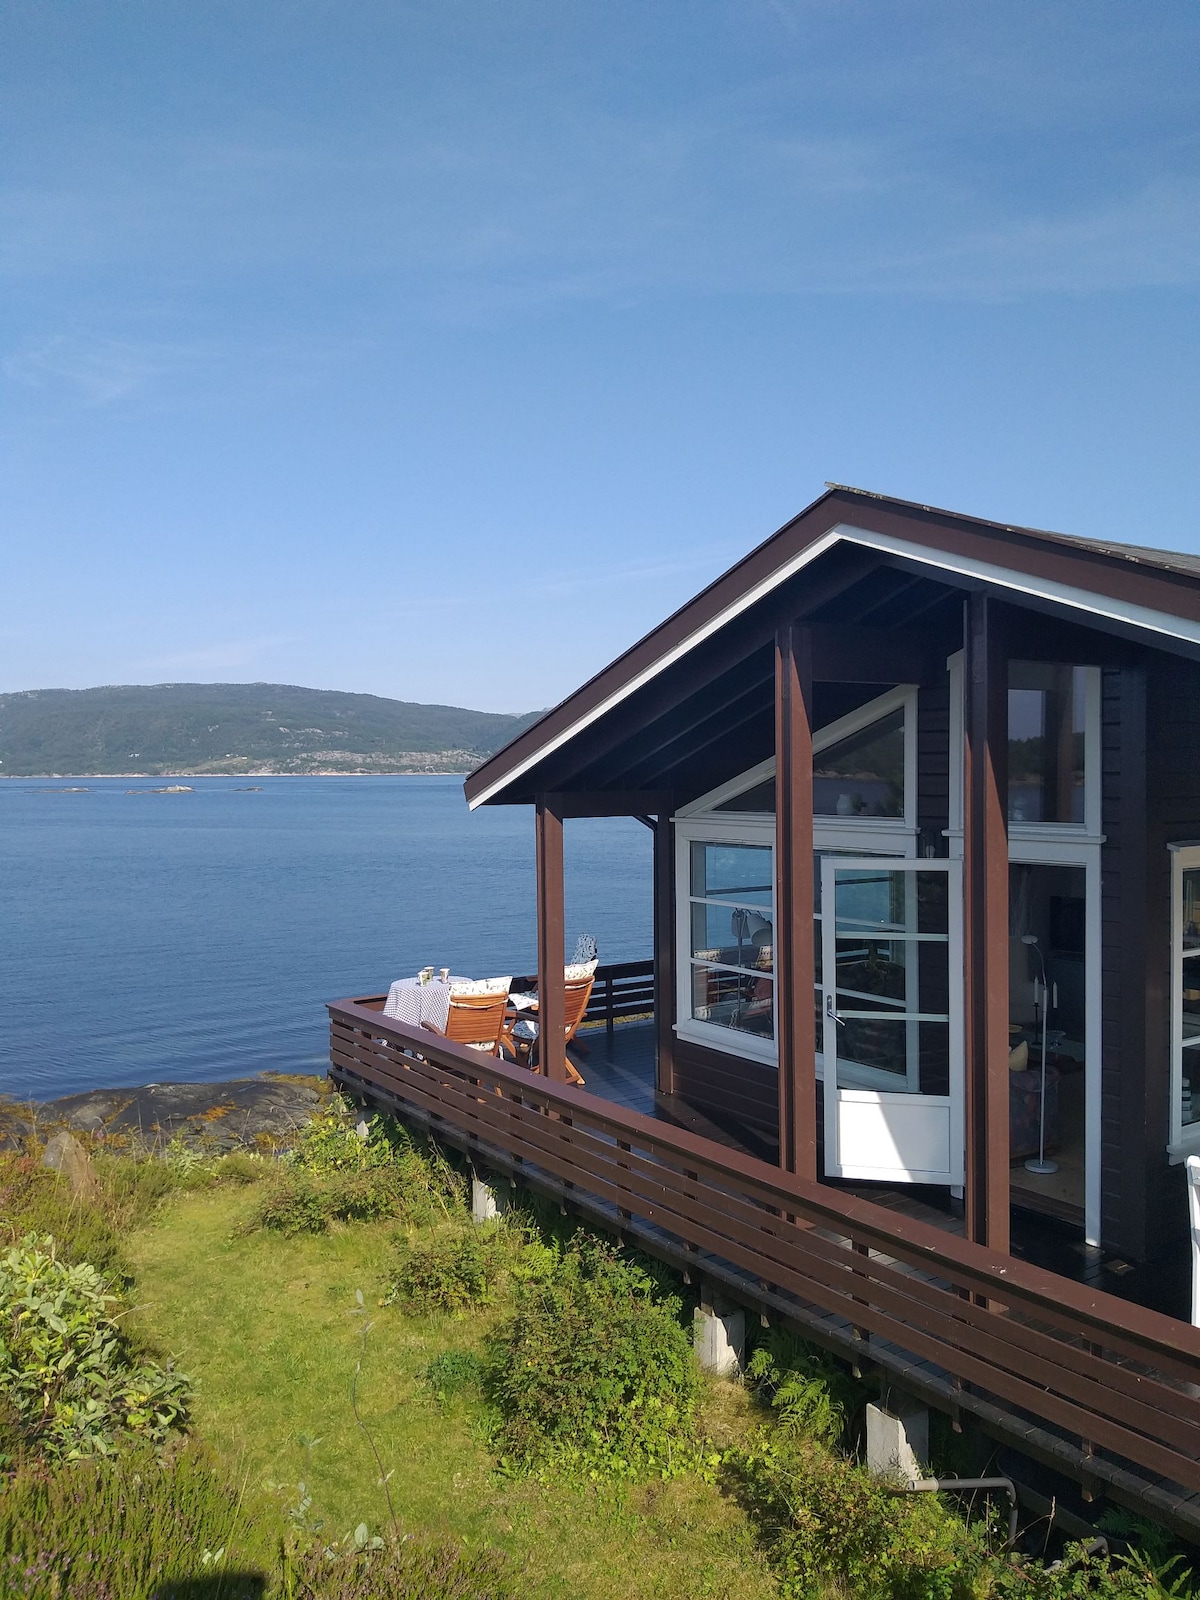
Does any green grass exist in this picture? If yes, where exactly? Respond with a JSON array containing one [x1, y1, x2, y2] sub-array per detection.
[[125, 1184, 779, 1600]]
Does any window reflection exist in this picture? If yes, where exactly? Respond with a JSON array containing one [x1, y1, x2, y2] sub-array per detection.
[[814, 709, 904, 818], [688, 842, 774, 1040], [1008, 663, 1085, 825]]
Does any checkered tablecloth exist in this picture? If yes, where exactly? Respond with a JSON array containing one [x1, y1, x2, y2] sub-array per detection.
[[383, 977, 461, 1032]]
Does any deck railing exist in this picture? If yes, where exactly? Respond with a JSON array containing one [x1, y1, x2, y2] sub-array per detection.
[[327, 996, 1200, 1508]]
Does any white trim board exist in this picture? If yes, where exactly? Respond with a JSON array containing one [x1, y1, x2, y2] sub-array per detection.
[[469, 522, 1200, 809]]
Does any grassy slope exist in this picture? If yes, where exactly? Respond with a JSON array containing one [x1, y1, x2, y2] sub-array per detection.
[[126, 1186, 778, 1600]]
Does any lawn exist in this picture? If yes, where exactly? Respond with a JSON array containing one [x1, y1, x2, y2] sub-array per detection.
[[126, 1183, 779, 1600]]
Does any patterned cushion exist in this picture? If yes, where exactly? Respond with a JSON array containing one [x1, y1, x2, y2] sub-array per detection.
[[511, 1018, 539, 1041], [564, 959, 598, 981], [449, 976, 512, 995]]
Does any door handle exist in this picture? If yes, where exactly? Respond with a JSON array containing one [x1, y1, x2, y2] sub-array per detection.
[[825, 994, 846, 1027]]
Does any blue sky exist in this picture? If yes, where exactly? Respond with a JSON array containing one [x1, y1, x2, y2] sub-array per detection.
[[3, 1, 1198, 712]]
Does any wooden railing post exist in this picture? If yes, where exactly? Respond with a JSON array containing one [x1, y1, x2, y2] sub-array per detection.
[[775, 621, 817, 1177], [963, 593, 1010, 1253], [536, 795, 568, 1082]]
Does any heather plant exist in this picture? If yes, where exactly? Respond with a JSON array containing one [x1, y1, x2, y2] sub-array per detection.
[[485, 1234, 700, 1478], [0, 1441, 272, 1600], [280, 1529, 517, 1600], [0, 1234, 190, 1463]]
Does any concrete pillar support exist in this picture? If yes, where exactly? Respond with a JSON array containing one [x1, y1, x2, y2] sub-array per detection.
[[471, 1175, 506, 1224], [866, 1398, 929, 1487], [694, 1290, 746, 1377]]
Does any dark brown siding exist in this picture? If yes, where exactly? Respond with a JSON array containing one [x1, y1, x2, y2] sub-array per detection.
[[672, 1036, 778, 1129]]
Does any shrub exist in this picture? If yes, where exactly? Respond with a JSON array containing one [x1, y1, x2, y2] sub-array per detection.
[[0, 1440, 273, 1600], [725, 1432, 1165, 1600], [485, 1234, 699, 1478], [215, 1150, 266, 1185], [255, 1174, 338, 1237], [0, 1234, 190, 1463], [386, 1228, 507, 1315], [248, 1103, 466, 1236], [422, 1349, 487, 1404]]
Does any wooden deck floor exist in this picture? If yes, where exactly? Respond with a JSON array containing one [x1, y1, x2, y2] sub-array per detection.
[[575, 1019, 1192, 1324]]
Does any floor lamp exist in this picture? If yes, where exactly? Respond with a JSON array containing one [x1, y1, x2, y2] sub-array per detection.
[[1021, 933, 1058, 1176]]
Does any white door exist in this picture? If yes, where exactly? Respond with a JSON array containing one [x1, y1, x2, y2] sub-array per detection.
[[821, 856, 964, 1185]]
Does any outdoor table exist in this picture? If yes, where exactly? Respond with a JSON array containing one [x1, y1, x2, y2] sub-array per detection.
[[383, 976, 467, 1032]]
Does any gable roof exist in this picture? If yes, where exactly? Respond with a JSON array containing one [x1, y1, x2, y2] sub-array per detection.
[[465, 485, 1200, 809]]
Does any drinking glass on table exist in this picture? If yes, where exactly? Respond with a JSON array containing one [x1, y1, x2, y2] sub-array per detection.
[[439, 967, 450, 984]]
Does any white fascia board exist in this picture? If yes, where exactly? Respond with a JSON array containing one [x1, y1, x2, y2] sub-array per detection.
[[468, 522, 1200, 809]]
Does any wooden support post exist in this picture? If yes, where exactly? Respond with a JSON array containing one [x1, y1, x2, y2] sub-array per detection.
[[963, 593, 1010, 1253], [654, 809, 676, 1096], [775, 621, 818, 1178], [535, 796, 568, 1082]]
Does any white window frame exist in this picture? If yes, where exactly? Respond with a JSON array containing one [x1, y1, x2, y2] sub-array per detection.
[[673, 685, 919, 1064], [947, 653, 1103, 846], [675, 820, 778, 1065], [1169, 842, 1200, 1160]]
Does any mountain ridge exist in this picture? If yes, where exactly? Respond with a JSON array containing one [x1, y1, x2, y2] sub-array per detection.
[[0, 682, 541, 777]]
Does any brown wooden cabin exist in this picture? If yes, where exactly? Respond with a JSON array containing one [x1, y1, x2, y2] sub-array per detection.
[[329, 486, 1200, 1535]]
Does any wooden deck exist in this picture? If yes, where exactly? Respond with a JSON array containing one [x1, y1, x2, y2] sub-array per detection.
[[329, 996, 1200, 1540]]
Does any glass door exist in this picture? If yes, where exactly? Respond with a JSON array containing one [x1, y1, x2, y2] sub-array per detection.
[[821, 857, 964, 1185]]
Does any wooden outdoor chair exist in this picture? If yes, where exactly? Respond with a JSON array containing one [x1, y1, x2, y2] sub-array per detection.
[[501, 973, 594, 1086], [421, 990, 509, 1057]]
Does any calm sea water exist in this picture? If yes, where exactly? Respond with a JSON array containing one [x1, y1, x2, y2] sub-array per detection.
[[0, 776, 652, 1101]]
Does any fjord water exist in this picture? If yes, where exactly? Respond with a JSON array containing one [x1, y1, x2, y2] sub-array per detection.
[[0, 776, 652, 1101]]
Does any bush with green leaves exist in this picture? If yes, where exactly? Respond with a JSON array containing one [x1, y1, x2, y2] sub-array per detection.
[[485, 1234, 700, 1478], [386, 1227, 508, 1315], [0, 1234, 190, 1463], [725, 1430, 1176, 1600]]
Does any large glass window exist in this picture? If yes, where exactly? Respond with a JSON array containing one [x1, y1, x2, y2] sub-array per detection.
[[814, 709, 904, 818], [712, 697, 909, 820], [1008, 663, 1086, 825], [1172, 846, 1200, 1147], [687, 841, 774, 1042]]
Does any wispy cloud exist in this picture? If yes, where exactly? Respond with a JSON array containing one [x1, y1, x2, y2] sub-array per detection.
[[4, 335, 190, 404]]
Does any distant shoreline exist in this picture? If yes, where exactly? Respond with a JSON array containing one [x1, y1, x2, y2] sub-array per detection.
[[0, 770, 470, 780]]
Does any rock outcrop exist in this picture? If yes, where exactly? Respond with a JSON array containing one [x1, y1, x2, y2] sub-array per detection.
[[6, 1074, 327, 1153]]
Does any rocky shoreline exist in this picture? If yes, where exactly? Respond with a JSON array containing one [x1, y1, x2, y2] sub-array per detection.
[[0, 1073, 330, 1154]]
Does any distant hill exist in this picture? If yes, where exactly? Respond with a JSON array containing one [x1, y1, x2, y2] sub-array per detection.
[[0, 683, 541, 777]]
